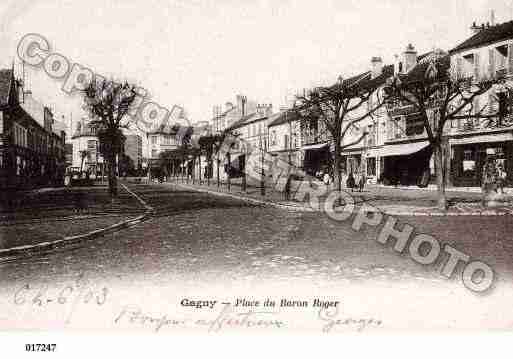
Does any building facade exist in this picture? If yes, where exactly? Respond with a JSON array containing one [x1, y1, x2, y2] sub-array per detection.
[[267, 110, 301, 170], [0, 69, 66, 189], [448, 20, 513, 188], [124, 134, 143, 169]]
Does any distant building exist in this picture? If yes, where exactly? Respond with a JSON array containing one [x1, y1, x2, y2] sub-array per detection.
[[70, 118, 104, 173], [65, 143, 73, 166], [0, 69, 66, 189], [267, 109, 301, 168], [124, 134, 142, 169]]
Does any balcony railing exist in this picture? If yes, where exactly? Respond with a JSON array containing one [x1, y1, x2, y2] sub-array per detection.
[[456, 115, 513, 132]]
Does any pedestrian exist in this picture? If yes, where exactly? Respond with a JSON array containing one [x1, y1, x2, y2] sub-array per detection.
[[346, 172, 355, 192], [323, 171, 332, 187], [358, 171, 366, 192], [481, 155, 498, 194], [497, 163, 507, 194]]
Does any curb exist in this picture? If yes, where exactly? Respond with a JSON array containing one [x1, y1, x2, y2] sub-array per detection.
[[0, 184, 154, 258], [177, 184, 513, 217]]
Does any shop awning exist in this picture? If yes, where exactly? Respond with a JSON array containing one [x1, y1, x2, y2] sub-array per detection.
[[380, 141, 430, 157], [302, 143, 328, 151], [450, 132, 513, 145]]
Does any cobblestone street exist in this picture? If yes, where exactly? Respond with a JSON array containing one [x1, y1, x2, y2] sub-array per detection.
[[0, 183, 512, 331], [1, 182, 513, 284]]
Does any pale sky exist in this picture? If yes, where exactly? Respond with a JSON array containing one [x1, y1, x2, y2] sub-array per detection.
[[1, 0, 513, 135]]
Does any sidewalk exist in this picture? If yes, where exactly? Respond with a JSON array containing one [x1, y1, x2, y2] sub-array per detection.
[[169, 178, 513, 216], [0, 184, 148, 252]]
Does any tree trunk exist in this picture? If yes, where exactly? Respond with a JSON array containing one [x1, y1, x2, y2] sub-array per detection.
[[207, 157, 211, 186], [260, 151, 265, 196], [216, 156, 220, 187], [333, 142, 342, 205], [227, 152, 231, 191], [107, 154, 118, 198], [198, 155, 202, 185], [434, 144, 447, 210]]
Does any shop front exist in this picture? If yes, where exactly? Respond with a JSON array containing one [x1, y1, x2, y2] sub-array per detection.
[[381, 140, 432, 186], [302, 143, 331, 176], [450, 132, 513, 188]]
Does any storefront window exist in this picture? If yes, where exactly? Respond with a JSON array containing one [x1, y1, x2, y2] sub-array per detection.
[[462, 149, 476, 176]]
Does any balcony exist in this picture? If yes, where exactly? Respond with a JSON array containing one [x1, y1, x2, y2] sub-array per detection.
[[456, 115, 513, 133]]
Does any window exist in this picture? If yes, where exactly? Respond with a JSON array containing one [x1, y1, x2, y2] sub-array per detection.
[[406, 113, 425, 136], [151, 149, 157, 158], [16, 156, 21, 175], [389, 117, 404, 139], [284, 134, 289, 149], [163, 135, 173, 145], [151, 136, 158, 145], [462, 149, 476, 177], [270, 130, 276, 146], [367, 157, 376, 177]]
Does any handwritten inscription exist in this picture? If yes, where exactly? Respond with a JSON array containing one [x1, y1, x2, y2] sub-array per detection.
[[115, 303, 284, 332], [318, 305, 382, 333], [13, 272, 108, 324]]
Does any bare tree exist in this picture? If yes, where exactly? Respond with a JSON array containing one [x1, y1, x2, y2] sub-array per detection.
[[384, 53, 501, 210], [83, 79, 137, 198], [295, 71, 390, 197]]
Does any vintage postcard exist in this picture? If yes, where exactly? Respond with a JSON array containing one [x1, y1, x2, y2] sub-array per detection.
[[1, 0, 513, 355]]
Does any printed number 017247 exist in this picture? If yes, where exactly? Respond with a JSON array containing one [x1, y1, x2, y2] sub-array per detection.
[[25, 344, 57, 352]]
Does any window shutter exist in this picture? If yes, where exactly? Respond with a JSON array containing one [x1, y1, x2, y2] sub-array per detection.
[[474, 53, 480, 80], [489, 49, 496, 78]]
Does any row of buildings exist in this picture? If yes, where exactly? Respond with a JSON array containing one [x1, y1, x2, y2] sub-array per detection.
[[0, 69, 68, 190], [193, 18, 513, 188], [13, 16, 512, 190]]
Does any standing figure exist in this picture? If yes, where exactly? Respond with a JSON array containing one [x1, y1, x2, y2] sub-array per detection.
[[346, 172, 355, 192], [358, 171, 366, 192], [497, 163, 507, 195], [481, 156, 498, 194]]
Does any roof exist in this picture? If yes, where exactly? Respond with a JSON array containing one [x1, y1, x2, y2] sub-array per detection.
[[226, 112, 267, 131], [72, 120, 97, 138], [0, 69, 13, 107], [21, 95, 47, 128], [268, 110, 299, 128], [451, 21, 513, 54], [328, 64, 394, 94], [398, 53, 450, 83]]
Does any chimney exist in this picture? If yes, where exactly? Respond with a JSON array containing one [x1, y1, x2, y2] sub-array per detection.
[[236, 95, 247, 116], [470, 21, 482, 35], [403, 44, 418, 73], [371, 56, 383, 79], [491, 10, 495, 26]]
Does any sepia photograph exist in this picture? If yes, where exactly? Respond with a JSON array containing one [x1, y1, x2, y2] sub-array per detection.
[[1, 0, 513, 355]]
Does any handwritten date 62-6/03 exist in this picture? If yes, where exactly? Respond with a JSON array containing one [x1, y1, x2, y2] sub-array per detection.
[[14, 277, 108, 308]]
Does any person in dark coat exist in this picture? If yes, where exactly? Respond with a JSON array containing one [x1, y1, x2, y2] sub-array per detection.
[[358, 172, 366, 192], [346, 172, 355, 192]]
